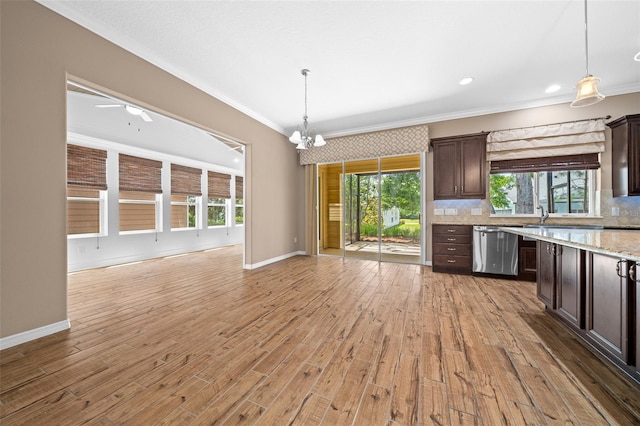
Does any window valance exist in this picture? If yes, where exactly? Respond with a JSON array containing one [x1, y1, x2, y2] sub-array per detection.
[[208, 171, 231, 199], [490, 153, 600, 174], [119, 154, 162, 193], [171, 164, 202, 196], [486, 119, 606, 161], [298, 124, 429, 165], [67, 144, 107, 190], [235, 176, 244, 199]]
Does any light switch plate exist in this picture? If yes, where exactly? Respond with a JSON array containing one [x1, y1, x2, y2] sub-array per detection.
[[445, 208, 457, 215], [611, 207, 620, 217], [434, 208, 444, 215], [471, 208, 482, 216]]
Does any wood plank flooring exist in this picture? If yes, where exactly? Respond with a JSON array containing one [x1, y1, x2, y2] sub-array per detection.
[[1, 245, 639, 425]]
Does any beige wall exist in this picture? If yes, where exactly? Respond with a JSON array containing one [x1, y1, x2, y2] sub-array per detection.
[[0, 1, 302, 338]]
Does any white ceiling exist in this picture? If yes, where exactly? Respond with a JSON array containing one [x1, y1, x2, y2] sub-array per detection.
[[41, 0, 640, 137]]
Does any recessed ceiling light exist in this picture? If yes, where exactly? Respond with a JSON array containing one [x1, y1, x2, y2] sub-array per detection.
[[459, 77, 473, 86], [634, 51, 640, 61], [545, 84, 561, 93]]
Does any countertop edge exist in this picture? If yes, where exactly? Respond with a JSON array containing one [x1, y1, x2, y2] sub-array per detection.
[[499, 227, 640, 263]]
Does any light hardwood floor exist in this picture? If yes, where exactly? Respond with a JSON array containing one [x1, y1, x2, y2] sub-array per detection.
[[1, 245, 639, 425]]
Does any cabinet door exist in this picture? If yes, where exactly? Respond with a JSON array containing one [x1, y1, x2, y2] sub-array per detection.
[[459, 137, 486, 198], [634, 262, 640, 381], [586, 253, 629, 364], [433, 141, 458, 199], [629, 119, 640, 195], [518, 238, 537, 282], [536, 241, 556, 308], [555, 246, 584, 328]]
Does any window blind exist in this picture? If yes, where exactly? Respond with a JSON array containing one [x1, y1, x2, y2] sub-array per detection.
[[171, 164, 202, 196], [208, 171, 231, 199], [119, 154, 162, 193], [67, 144, 107, 190], [235, 176, 244, 199], [486, 119, 605, 162], [490, 153, 600, 174]]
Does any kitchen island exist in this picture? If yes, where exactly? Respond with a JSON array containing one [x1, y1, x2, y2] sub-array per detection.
[[501, 226, 640, 384]]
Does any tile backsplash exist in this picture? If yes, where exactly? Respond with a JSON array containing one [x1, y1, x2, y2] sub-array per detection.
[[430, 189, 640, 228]]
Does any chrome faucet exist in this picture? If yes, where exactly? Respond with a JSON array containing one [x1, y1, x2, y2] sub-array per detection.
[[538, 205, 549, 224]]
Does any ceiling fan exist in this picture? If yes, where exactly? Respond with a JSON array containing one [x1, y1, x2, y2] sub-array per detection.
[[95, 104, 153, 122]]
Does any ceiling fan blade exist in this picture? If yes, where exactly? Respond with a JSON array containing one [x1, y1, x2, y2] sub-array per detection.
[[140, 111, 153, 122], [95, 104, 123, 108]]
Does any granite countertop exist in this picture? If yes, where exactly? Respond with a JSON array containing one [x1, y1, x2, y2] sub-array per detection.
[[500, 227, 640, 262]]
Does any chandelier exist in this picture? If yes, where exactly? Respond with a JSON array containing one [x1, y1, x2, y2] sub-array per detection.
[[289, 69, 326, 149], [570, 0, 605, 107]]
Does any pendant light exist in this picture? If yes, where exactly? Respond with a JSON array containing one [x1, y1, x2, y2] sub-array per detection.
[[571, 0, 605, 107], [289, 69, 326, 150]]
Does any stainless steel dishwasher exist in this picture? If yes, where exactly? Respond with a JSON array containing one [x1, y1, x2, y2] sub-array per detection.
[[472, 226, 518, 276]]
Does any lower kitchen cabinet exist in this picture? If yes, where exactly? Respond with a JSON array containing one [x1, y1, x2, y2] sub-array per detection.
[[537, 240, 556, 309], [432, 224, 472, 274], [633, 261, 640, 382], [585, 252, 630, 365], [555, 245, 585, 329], [518, 237, 537, 282]]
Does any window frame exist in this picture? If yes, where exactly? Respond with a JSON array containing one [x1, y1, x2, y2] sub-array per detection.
[[119, 191, 163, 235], [207, 197, 228, 228], [67, 188, 108, 238], [170, 194, 201, 230], [489, 169, 598, 218]]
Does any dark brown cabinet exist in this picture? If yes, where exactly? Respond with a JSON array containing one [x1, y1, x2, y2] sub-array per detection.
[[537, 241, 556, 309], [609, 114, 640, 197], [536, 241, 585, 329], [518, 237, 537, 282], [432, 224, 472, 274], [555, 245, 585, 329], [585, 252, 630, 365], [633, 261, 640, 382], [431, 133, 487, 200]]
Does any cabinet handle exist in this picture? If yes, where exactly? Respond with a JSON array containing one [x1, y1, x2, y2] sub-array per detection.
[[447, 248, 457, 251], [461, 185, 464, 193], [447, 259, 457, 263], [616, 259, 628, 279], [447, 229, 457, 233], [447, 238, 457, 241], [454, 185, 457, 194], [630, 264, 637, 282]]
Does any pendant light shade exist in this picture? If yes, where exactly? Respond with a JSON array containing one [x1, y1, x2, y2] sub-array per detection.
[[290, 69, 325, 150], [571, 75, 605, 107], [570, 0, 605, 108]]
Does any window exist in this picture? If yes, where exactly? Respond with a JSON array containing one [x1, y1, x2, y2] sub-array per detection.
[[490, 170, 596, 216], [235, 176, 244, 225], [208, 171, 231, 227], [171, 164, 202, 230], [171, 194, 198, 229], [67, 144, 107, 236], [119, 154, 162, 232]]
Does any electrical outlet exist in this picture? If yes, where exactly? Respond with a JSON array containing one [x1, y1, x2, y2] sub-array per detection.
[[445, 208, 457, 215], [471, 208, 482, 216], [611, 207, 620, 217], [434, 208, 444, 215]]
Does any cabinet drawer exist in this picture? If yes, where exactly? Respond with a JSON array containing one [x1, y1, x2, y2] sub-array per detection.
[[433, 243, 471, 256], [433, 225, 472, 236], [434, 254, 472, 269], [433, 234, 472, 245]]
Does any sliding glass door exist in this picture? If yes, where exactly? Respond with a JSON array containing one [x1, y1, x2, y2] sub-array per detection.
[[318, 154, 422, 264]]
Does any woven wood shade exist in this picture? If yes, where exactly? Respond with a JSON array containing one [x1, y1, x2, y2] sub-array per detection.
[[490, 153, 600, 174], [235, 176, 244, 199], [119, 154, 162, 193], [171, 164, 202, 196], [67, 144, 107, 190], [208, 171, 231, 199]]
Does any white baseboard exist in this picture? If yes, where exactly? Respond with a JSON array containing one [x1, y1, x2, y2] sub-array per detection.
[[0, 319, 71, 350], [244, 250, 306, 270]]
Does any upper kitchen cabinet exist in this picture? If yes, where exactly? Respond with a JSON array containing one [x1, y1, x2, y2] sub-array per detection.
[[431, 132, 487, 199], [609, 114, 640, 197]]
